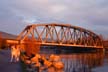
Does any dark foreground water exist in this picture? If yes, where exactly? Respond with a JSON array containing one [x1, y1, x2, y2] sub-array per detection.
[[40, 48, 108, 72]]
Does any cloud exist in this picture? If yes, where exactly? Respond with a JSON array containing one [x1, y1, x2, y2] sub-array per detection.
[[49, 5, 67, 13], [0, 0, 108, 38]]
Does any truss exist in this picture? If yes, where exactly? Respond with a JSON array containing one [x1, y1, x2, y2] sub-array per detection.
[[16, 23, 103, 48]]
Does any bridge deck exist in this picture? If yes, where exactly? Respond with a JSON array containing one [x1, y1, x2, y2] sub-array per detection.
[[6, 39, 103, 48]]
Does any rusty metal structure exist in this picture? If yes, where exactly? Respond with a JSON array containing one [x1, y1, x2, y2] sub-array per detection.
[[13, 23, 103, 48]]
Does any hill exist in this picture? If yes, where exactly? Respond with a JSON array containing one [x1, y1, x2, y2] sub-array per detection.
[[0, 31, 17, 39], [103, 40, 108, 48]]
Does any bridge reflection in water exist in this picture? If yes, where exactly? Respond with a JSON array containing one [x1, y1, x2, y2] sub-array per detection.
[[40, 49, 104, 72]]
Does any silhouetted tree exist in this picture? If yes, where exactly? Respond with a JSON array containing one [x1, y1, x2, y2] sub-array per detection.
[[0, 33, 2, 49], [0, 33, 8, 49], [2, 39, 8, 49]]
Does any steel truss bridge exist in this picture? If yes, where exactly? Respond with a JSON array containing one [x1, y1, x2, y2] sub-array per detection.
[[7, 23, 103, 48]]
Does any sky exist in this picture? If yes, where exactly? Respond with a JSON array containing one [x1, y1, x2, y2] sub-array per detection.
[[0, 0, 108, 39]]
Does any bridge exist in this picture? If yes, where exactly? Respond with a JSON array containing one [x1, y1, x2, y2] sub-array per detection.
[[7, 23, 103, 49]]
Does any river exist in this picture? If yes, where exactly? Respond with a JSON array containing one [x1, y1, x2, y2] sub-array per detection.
[[40, 48, 108, 72]]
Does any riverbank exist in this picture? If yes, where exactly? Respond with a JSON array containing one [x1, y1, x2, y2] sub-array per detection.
[[0, 49, 21, 72]]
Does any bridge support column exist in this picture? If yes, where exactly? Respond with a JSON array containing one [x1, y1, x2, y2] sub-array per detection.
[[20, 42, 41, 57]]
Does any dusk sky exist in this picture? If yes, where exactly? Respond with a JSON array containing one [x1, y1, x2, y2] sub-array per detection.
[[0, 0, 108, 38]]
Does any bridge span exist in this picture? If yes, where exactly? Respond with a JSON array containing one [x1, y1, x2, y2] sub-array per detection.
[[7, 23, 103, 48]]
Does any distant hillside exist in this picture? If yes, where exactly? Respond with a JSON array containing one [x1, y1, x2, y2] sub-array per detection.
[[103, 40, 108, 48], [0, 31, 17, 39]]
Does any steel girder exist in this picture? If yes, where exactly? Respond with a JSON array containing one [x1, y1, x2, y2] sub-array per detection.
[[17, 23, 103, 48]]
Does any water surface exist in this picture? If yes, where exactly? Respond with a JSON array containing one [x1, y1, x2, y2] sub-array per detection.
[[40, 48, 108, 72]]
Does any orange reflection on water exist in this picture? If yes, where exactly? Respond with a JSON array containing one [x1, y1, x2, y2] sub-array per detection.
[[41, 52, 104, 72]]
